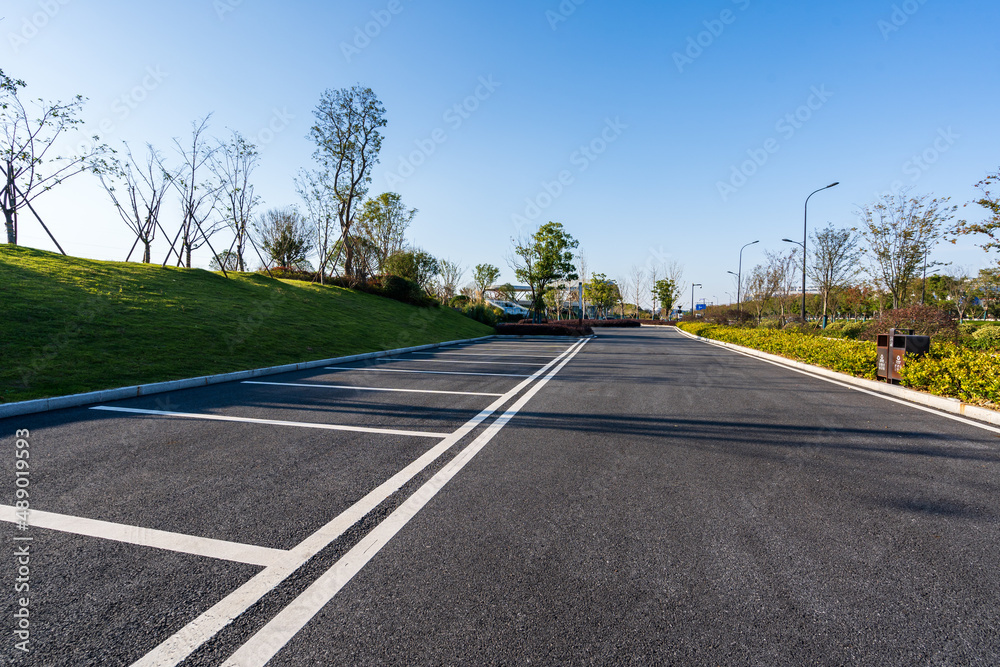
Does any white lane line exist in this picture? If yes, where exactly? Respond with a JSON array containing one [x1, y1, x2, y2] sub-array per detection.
[[0, 505, 285, 567], [241, 381, 503, 398], [89, 406, 449, 439], [131, 339, 586, 667], [407, 352, 558, 359], [325, 367, 531, 378], [222, 338, 590, 667], [673, 329, 1000, 436]]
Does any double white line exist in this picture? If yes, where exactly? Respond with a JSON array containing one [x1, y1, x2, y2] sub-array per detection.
[[133, 338, 589, 667]]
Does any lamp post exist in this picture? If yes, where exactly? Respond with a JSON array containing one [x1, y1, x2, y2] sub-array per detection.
[[733, 240, 759, 315], [793, 182, 839, 322], [691, 283, 701, 317]]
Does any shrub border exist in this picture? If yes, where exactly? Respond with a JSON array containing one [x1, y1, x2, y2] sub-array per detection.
[[0, 335, 495, 419], [674, 326, 1000, 429]]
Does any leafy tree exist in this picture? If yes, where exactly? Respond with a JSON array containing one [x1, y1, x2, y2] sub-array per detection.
[[1, 69, 109, 246], [952, 168, 1000, 260], [254, 207, 313, 269], [472, 263, 501, 302], [808, 223, 862, 327], [384, 248, 439, 292], [652, 278, 680, 318], [857, 193, 956, 309], [509, 221, 579, 321], [308, 86, 387, 280], [495, 283, 519, 303], [355, 192, 415, 274], [586, 273, 619, 318]]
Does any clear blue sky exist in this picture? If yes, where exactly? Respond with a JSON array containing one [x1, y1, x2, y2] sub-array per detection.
[[6, 0, 1000, 307]]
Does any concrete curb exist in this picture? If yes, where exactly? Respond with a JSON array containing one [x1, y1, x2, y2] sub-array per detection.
[[672, 327, 1000, 428], [0, 335, 496, 420]]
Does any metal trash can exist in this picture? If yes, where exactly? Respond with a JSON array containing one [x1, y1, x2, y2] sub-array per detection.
[[876, 328, 930, 384]]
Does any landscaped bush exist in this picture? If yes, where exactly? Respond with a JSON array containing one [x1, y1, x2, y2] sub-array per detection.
[[637, 319, 676, 326], [860, 305, 957, 342], [679, 321, 1000, 407], [368, 274, 437, 308], [496, 322, 593, 337], [261, 266, 319, 281], [970, 324, 1000, 349], [902, 343, 1000, 405], [459, 303, 505, 327], [584, 319, 641, 328], [449, 295, 471, 308]]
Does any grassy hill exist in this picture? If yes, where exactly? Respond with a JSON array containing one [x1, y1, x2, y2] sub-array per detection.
[[0, 246, 493, 404]]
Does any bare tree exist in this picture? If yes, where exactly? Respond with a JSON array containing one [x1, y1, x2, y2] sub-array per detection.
[[212, 131, 260, 272], [162, 116, 225, 268], [767, 249, 797, 325], [98, 142, 170, 263], [857, 193, 957, 309], [296, 169, 338, 283], [806, 223, 862, 326], [309, 86, 387, 281], [1, 69, 109, 247], [745, 263, 779, 324], [438, 259, 465, 301], [630, 265, 647, 318]]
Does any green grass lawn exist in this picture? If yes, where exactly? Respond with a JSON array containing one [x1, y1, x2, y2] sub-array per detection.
[[0, 246, 493, 403]]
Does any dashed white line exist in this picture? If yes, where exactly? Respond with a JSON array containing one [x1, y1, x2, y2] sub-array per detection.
[[89, 406, 450, 439], [0, 506, 285, 567]]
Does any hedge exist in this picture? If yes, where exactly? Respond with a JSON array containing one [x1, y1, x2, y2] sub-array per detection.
[[496, 322, 593, 337], [677, 322, 1000, 407]]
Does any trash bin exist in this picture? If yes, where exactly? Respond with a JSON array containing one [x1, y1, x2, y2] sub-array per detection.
[[876, 328, 930, 384]]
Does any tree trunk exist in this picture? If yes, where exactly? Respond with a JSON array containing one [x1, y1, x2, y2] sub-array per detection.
[[143, 242, 151, 264], [4, 207, 15, 244]]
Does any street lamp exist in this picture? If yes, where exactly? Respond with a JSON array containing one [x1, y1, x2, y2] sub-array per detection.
[[691, 283, 701, 317], [733, 240, 759, 315], [791, 182, 839, 322]]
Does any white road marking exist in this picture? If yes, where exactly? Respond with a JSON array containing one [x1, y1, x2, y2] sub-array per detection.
[[131, 339, 586, 667], [325, 367, 531, 378], [221, 338, 590, 667], [241, 381, 503, 397], [377, 359, 545, 366], [407, 352, 558, 359], [673, 328, 1000, 436], [89, 406, 450, 439], [0, 505, 285, 567]]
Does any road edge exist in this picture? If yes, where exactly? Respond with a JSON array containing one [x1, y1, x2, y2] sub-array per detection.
[[672, 326, 1000, 428], [0, 335, 496, 419]]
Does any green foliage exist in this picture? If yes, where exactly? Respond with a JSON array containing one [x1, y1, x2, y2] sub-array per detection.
[[652, 278, 679, 315], [585, 273, 619, 316], [472, 263, 501, 300], [449, 295, 471, 308], [458, 303, 505, 327], [970, 324, 1000, 349], [383, 249, 439, 291], [679, 320, 1000, 408], [511, 221, 578, 316]]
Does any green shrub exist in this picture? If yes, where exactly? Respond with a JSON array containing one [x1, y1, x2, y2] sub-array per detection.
[[449, 295, 471, 308], [970, 324, 1000, 349], [841, 322, 866, 340], [902, 343, 1000, 405], [459, 303, 504, 327]]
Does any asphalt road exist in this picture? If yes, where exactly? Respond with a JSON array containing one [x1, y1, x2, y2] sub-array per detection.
[[3, 328, 999, 666]]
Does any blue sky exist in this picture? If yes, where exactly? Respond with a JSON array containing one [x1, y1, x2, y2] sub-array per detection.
[[6, 0, 1000, 307]]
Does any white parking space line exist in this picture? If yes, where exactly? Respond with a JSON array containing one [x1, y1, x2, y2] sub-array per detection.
[[132, 339, 586, 667], [89, 406, 450, 439], [326, 368, 532, 378], [0, 505, 285, 567], [378, 359, 545, 366], [220, 339, 591, 666], [407, 352, 558, 359], [241, 381, 503, 397]]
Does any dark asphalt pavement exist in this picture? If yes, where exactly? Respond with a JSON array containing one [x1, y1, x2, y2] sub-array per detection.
[[3, 329, 999, 665]]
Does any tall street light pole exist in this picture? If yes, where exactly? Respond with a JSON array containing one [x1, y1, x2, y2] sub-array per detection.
[[732, 240, 759, 316], [691, 283, 701, 317], [798, 182, 839, 322]]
